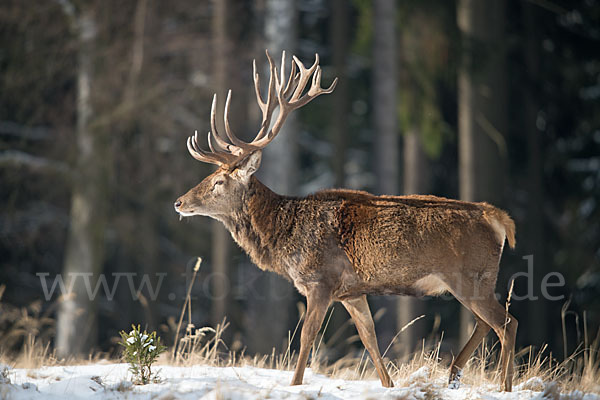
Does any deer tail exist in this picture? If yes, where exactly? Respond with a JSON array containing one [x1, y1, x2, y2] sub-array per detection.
[[501, 212, 516, 249], [484, 206, 516, 249]]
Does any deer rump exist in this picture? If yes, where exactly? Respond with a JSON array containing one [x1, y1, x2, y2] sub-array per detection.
[[277, 189, 516, 302]]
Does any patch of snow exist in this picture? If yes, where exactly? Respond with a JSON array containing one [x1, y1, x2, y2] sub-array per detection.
[[517, 377, 546, 392], [0, 363, 598, 400], [407, 366, 430, 383]]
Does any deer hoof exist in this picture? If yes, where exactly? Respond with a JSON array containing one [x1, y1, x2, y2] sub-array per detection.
[[383, 380, 394, 388], [448, 368, 462, 389], [290, 377, 303, 386]]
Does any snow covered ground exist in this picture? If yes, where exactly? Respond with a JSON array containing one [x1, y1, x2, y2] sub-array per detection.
[[1, 362, 599, 400]]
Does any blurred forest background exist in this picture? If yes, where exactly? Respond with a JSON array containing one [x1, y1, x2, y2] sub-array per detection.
[[1, 0, 599, 366]]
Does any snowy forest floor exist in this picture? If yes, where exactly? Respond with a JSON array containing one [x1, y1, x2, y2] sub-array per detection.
[[2, 361, 600, 400], [1, 293, 599, 399], [1, 322, 600, 399]]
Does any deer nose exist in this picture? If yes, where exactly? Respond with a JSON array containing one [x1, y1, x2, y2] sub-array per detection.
[[174, 200, 182, 209]]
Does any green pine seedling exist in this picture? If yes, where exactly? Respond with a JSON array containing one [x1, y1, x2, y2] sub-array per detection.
[[0, 364, 10, 384], [119, 324, 166, 384]]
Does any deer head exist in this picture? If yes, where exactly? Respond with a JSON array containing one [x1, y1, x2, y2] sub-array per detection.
[[174, 51, 337, 219]]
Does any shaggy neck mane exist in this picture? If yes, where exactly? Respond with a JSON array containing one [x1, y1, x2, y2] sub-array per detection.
[[221, 176, 294, 277]]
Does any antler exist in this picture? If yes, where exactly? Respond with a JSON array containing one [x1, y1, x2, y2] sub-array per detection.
[[187, 50, 337, 167]]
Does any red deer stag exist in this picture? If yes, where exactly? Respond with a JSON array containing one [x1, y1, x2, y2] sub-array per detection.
[[174, 51, 518, 391]]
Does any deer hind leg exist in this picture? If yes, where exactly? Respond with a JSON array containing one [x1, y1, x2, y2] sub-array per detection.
[[467, 296, 518, 392], [342, 295, 394, 388], [452, 291, 517, 392], [291, 289, 331, 386], [448, 315, 490, 389]]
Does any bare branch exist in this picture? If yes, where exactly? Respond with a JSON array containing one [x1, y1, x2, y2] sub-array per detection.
[[0, 121, 51, 140], [0, 150, 71, 175]]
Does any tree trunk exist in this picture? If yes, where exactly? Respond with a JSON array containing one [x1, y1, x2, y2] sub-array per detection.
[[372, 0, 398, 349], [56, 6, 106, 358], [211, 0, 248, 328], [523, 2, 546, 348], [457, 0, 507, 347], [249, 0, 298, 354], [331, 0, 349, 188], [397, 129, 428, 358], [260, 0, 298, 195], [325, 0, 352, 359], [129, 0, 158, 329]]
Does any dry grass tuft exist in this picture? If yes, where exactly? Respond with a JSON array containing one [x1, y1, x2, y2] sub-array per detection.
[[0, 284, 58, 368]]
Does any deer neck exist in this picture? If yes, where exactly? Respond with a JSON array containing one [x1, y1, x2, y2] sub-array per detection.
[[221, 176, 293, 277]]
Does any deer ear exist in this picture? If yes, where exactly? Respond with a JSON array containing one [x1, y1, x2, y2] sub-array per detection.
[[232, 151, 262, 182]]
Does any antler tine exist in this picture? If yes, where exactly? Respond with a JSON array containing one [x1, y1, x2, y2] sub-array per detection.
[[265, 50, 280, 98], [209, 127, 232, 153], [192, 131, 205, 154], [223, 90, 252, 153], [325, 75, 338, 93], [253, 59, 265, 111], [252, 50, 277, 112], [206, 131, 221, 153], [192, 131, 212, 158], [290, 54, 320, 101], [252, 50, 279, 142], [311, 66, 338, 95], [210, 94, 222, 143], [282, 60, 299, 100], [291, 67, 339, 109], [194, 130, 238, 165], [187, 135, 222, 165], [208, 93, 239, 153], [279, 51, 286, 93]]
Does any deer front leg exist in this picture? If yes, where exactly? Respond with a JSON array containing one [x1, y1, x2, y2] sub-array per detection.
[[291, 289, 331, 386], [342, 295, 394, 388]]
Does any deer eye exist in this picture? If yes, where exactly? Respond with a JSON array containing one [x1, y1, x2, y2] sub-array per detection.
[[212, 180, 224, 190]]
